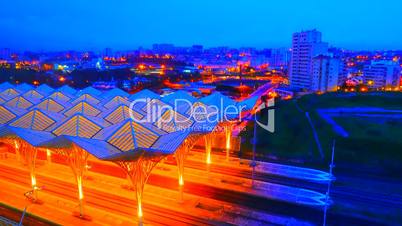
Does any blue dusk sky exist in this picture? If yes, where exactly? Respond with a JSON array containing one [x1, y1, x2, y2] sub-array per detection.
[[0, 0, 401, 51]]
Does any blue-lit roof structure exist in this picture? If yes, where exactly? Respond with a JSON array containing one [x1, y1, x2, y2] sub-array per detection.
[[77, 86, 102, 96], [48, 91, 73, 102], [5, 96, 35, 109], [0, 88, 20, 101], [36, 84, 55, 95], [103, 88, 130, 99], [57, 85, 77, 95], [129, 89, 160, 101], [23, 89, 45, 100], [9, 108, 64, 131], [15, 83, 34, 93], [102, 96, 131, 109], [71, 93, 102, 105], [161, 90, 197, 105], [0, 82, 14, 91], [33, 97, 69, 113], [101, 104, 143, 124], [63, 101, 103, 117], [0, 82, 256, 161]]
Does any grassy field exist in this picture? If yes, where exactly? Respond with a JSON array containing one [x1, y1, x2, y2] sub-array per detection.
[[240, 92, 402, 177]]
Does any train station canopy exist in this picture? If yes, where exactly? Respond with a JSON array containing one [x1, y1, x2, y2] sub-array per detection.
[[0, 82, 259, 161]]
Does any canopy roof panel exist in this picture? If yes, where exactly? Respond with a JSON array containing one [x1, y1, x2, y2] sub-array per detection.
[[161, 90, 197, 105], [51, 113, 104, 138], [0, 105, 27, 117], [63, 101, 102, 117], [176, 101, 216, 119], [103, 88, 130, 99], [57, 85, 77, 95], [154, 109, 194, 133], [49, 91, 72, 102], [16, 83, 34, 93], [129, 89, 160, 101], [5, 96, 34, 109], [0, 82, 14, 91], [0, 88, 20, 100], [34, 98, 67, 113], [103, 96, 131, 109], [151, 130, 190, 153], [10, 109, 63, 131], [200, 92, 237, 109], [23, 89, 45, 100], [102, 104, 143, 124], [97, 119, 160, 152], [77, 86, 102, 96], [101, 130, 190, 161], [0, 105, 16, 125], [36, 84, 54, 95], [72, 94, 101, 105], [140, 99, 171, 115]]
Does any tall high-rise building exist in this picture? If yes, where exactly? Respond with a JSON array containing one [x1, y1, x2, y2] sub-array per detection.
[[103, 48, 113, 57], [311, 55, 340, 92], [289, 29, 329, 91], [152, 43, 175, 54], [269, 48, 291, 68], [363, 60, 401, 89]]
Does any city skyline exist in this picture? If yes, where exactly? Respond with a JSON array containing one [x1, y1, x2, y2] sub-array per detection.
[[1, 0, 402, 51]]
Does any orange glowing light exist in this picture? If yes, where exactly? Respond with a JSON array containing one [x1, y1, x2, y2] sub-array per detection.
[[138, 202, 143, 217], [226, 135, 231, 150], [31, 175, 37, 188], [33, 81, 39, 86], [78, 178, 84, 200], [269, 92, 278, 98], [284, 95, 292, 100], [179, 175, 184, 186], [59, 76, 66, 82]]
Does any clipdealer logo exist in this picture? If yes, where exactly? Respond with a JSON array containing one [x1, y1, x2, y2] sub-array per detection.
[[128, 97, 274, 133], [254, 98, 275, 133]]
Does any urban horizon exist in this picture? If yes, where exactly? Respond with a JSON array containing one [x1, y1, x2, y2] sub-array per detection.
[[3, 42, 402, 53]]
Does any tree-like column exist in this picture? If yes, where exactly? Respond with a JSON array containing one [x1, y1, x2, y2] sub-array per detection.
[[174, 135, 200, 202], [54, 144, 90, 220], [19, 140, 39, 201], [224, 123, 233, 161], [3, 138, 40, 202], [115, 156, 164, 225], [204, 133, 213, 172]]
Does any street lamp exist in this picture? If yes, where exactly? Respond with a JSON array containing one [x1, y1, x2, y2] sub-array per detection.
[[323, 139, 336, 226]]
